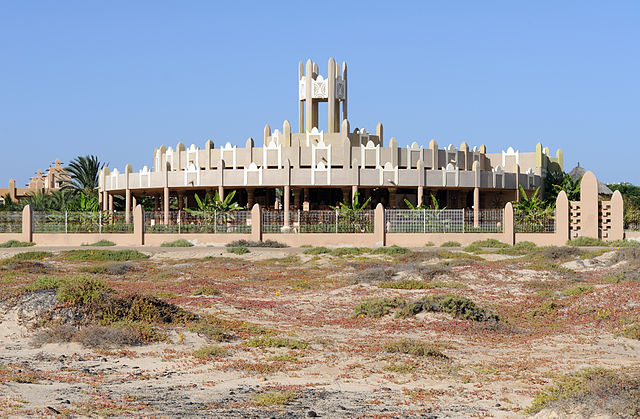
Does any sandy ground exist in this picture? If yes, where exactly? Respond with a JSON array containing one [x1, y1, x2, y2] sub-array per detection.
[[0, 245, 638, 417]]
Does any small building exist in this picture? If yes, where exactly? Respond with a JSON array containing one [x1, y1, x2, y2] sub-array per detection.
[[1, 158, 68, 201]]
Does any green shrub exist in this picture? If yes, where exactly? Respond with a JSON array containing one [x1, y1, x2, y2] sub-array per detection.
[[303, 246, 331, 255], [82, 240, 116, 247], [246, 336, 308, 349], [623, 323, 640, 340], [63, 249, 149, 261], [379, 280, 428, 290], [56, 275, 112, 306], [424, 242, 435, 247], [330, 247, 370, 256], [497, 241, 537, 255], [440, 241, 461, 247], [395, 294, 499, 322], [193, 345, 228, 359], [29, 275, 63, 291], [608, 240, 640, 248], [525, 368, 640, 415], [464, 239, 510, 253], [253, 391, 295, 406], [1, 251, 51, 264], [383, 338, 448, 359], [227, 246, 249, 255], [353, 297, 405, 318], [160, 239, 194, 247], [226, 239, 287, 248], [567, 237, 608, 247], [371, 245, 410, 255], [0, 240, 35, 248], [563, 284, 593, 297]]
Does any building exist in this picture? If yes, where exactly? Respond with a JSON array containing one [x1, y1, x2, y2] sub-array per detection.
[[98, 58, 564, 223], [0, 158, 67, 202]]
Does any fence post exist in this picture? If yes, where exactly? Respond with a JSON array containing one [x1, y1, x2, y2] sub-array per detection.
[[555, 191, 570, 245], [21, 204, 33, 243], [423, 209, 426, 234], [65, 211, 68, 234], [335, 209, 338, 233], [251, 204, 262, 242], [374, 203, 385, 247], [579, 171, 599, 239], [503, 202, 515, 245], [134, 204, 145, 245], [610, 190, 624, 241]]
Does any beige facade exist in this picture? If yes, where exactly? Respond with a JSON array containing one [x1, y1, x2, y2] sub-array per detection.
[[1, 158, 68, 201], [97, 58, 563, 219]]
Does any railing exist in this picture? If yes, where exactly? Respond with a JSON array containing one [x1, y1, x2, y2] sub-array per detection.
[[32, 211, 133, 234], [263, 210, 375, 233], [464, 209, 504, 233], [144, 210, 251, 234], [0, 212, 22, 233], [385, 209, 465, 233], [514, 209, 555, 233]]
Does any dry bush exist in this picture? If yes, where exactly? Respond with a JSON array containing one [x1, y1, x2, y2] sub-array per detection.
[[33, 322, 164, 348], [353, 265, 397, 283]]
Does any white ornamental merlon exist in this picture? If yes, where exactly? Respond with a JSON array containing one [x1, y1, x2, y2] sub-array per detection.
[[472, 146, 478, 152], [298, 78, 305, 100], [305, 127, 324, 146], [379, 161, 399, 185], [187, 144, 200, 169], [244, 162, 263, 185], [361, 140, 380, 168], [311, 140, 331, 185], [155, 149, 162, 171], [263, 139, 282, 169], [139, 166, 151, 188], [312, 75, 328, 99], [109, 168, 120, 189], [184, 162, 201, 186], [445, 144, 458, 168], [526, 167, 535, 189], [502, 146, 520, 167], [406, 142, 423, 169], [221, 142, 237, 169], [492, 165, 505, 188], [166, 147, 175, 171], [442, 162, 460, 187]]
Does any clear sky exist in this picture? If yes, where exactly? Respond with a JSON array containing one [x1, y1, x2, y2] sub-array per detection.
[[1, 1, 638, 186]]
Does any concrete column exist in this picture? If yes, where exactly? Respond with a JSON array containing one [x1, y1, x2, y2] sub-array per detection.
[[284, 185, 291, 228], [579, 171, 599, 239], [247, 188, 255, 209], [21, 204, 33, 243], [218, 186, 224, 201], [555, 191, 570, 245], [134, 204, 144, 245], [125, 189, 131, 223], [473, 187, 480, 228], [503, 202, 515, 245], [103, 190, 109, 211], [293, 188, 301, 210], [163, 187, 170, 225], [417, 186, 424, 207], [610, 190, 624, 241], [341, 187, 351, 204], [108, 194, 114, 223], [303, 188, 310, 211], [388, 188, 397, 209], [305, 59, 313, 132], [132, 195, 137, 209], [328, 57, 336, 133], [178, 192, 184, 212], [374, 203, 385, 247], [352, 185, 358, 202], [154, 196, 159, 212], [251, 203, 262, 242]]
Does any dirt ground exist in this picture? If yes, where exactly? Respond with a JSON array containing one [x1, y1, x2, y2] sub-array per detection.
[[0, 243, 638, 418]]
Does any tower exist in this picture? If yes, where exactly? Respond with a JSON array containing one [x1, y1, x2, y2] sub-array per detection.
[[298, 58, 347, 133]]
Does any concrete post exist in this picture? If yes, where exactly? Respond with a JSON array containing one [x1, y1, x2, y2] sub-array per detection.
[[8, 179, 16, 201], [352, 185, 358, 202], [251, 203, 262, 242], [305, 59, 313, 132], [103, 190, 109, 211], [503, 202, 515, 245], [555, 191, 570, 245], [303, 188, 310, 211], [473, 187, 480, 228], [328, 57, 337, 133], [108, 193, 114, 213], [417, 186, 424, 207], [247, 188, 255, 209], [610, 190, 624, 241], [178, 192, 184, 212], [125, 189, 131, 223], [163, 187, 170, 225], [21, 204, 33, 243], [579, 171, 599, 239], [374, 203, 385, 247], [283, 185, 291, 228], [132, 195, 137, 209], [134, 204, 144, 245], [218, 186, 224, 201]]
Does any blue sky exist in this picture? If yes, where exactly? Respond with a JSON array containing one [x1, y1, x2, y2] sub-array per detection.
[[1, 1, 638, 186]]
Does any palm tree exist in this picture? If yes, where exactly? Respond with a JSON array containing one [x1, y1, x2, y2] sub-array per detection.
[[63, 155, 104, 196]]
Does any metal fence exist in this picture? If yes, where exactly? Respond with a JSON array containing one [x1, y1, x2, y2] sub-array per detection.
[[263, 210, 375, 233], [32, 211, 133, 233], [144, 210, 251, 234], [385, 209, 465, 233], [0, 212, 22, 233], [464, 209, 504, 233], [514, 209, 555, 233]]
